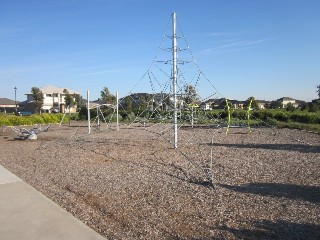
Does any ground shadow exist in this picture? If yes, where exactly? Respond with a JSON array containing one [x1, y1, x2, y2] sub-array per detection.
[[218, 219, 320, 240], [210, 142, 320, 153], [219, 182, 320, 204], [127, 158, 215, 189]]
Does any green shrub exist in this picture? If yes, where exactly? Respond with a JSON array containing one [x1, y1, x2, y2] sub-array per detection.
[[0, 113, 68, 126], [290, 112, 319, 124], [236, 110, 247, 120], [274, 111, 290, 122]]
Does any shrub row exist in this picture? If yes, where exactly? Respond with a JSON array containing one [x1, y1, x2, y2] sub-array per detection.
[[205, 110, 320, 125], [0, 113, 68, 126]]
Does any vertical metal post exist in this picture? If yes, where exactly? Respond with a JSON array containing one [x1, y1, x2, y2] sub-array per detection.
[[191, 107, 194, 128], [87, 90, 91, 133], [68, 105, 71, 126], [97, 106, 100, 130], [116, 91, 119, 131], [172, 12, 178, 149], [14, 87, 17, 114]]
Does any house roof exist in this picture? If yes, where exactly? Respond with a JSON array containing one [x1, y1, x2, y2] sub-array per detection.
[[279, 97, 296, 101], [26, 85, 81, 95], [0, 98, 17, 105], [257, 100, 270, 104]]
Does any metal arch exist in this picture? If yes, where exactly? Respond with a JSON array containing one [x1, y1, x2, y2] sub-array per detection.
[[88, 103, 116, 110]]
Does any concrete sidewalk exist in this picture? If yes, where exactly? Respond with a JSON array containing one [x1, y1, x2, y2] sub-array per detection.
[[0, 165, 106, 240]]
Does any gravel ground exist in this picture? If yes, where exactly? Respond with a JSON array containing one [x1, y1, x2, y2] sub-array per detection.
[[0, 122, 319, 239]]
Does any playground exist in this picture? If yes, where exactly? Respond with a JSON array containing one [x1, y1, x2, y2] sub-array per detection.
[[1, 11, 319, 239], [0, 123, 319, 239]]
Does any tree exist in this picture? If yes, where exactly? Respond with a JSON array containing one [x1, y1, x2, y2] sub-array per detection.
[[31, 87, 44, 114], [163, 94, 172, 110], [63, 89, 76, 126], [299, 101, 308, 111], [244, 96, 259, 110], [124, 96, 132, 111], [308, 99, 320, 112], [285, 102, 295, 111], [101, 87, 116, 104], [63, 89, 75, 109], [184, 85, 200, 105], [270, 100, 282, 109], [74, 94, 83, 110], [317, 84, 320, 99]]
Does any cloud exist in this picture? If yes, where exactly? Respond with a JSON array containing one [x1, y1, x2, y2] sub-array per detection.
[[202, 37, 276, 54]]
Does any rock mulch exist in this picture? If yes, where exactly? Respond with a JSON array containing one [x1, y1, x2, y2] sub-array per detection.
[[0, 123, 319, 239]]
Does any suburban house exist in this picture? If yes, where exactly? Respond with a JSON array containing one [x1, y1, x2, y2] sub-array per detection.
[[200, 102, 212, 110], [257, 100, 270, 109], [201, 98, 271, 110], [232, 100, 246, 109], [0, 98, 19, 113], [24, 85, 81, 113], [205, 98, 244, 109], [278, 97, 298, 108]]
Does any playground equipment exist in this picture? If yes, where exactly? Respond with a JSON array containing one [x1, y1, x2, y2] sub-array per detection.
[[11, 125, 51, 140], [86, 90, 119, 133]]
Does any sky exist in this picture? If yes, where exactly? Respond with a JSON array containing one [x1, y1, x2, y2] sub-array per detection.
[[0, 0, 319, 102]]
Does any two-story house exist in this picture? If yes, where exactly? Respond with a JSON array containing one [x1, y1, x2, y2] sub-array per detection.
[[25, 85, 81, 113], [278, 97, 298, 108]]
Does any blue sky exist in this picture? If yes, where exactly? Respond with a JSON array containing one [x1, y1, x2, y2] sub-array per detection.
[[0, 0, 319, 102]]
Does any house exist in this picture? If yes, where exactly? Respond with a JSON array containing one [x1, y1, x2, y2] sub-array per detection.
[[257, 100, 270, 109], [206, 98, 225, 109], [24, 85, 81, 113], [0, 98, 20, 113], [200, 102, 211, 110], [207, 98, 244, 109], [278, 97, 298, 108], [233, 100, 246, 109]]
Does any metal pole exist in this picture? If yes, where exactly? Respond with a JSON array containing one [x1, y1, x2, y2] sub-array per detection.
[[87, 90, 91, 133], [14, 87, 17, 114], [68, 105, 71, 126], [172, 12, 178, 149], [116, 91, 119, 131], [97, 106, 100, 130]]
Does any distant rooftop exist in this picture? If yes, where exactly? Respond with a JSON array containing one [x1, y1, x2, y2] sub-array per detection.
[[279, 97, 297, 101], [0, 98, 17, 105], [26, 85, 81, 95]]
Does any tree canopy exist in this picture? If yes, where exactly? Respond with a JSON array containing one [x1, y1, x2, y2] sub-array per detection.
[[270, 100, 282, 109], [244, 96, 259, 110], [63, 89, 75, 108], [74, 94, 83, 108], [31, 87, 44, 113], [124, 96, 132, 111], [184, 85, 200, 106], [101, 87, 116, 104]]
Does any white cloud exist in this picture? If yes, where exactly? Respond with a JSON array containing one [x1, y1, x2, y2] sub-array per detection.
[[202, 37, 276, 54]]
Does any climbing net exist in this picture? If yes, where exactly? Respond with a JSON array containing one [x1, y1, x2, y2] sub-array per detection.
[[80, 14, 313, 187]]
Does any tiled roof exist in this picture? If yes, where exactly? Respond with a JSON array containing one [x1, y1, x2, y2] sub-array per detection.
[[279, 97, 296, 101], [27, 85, 81, 95]]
